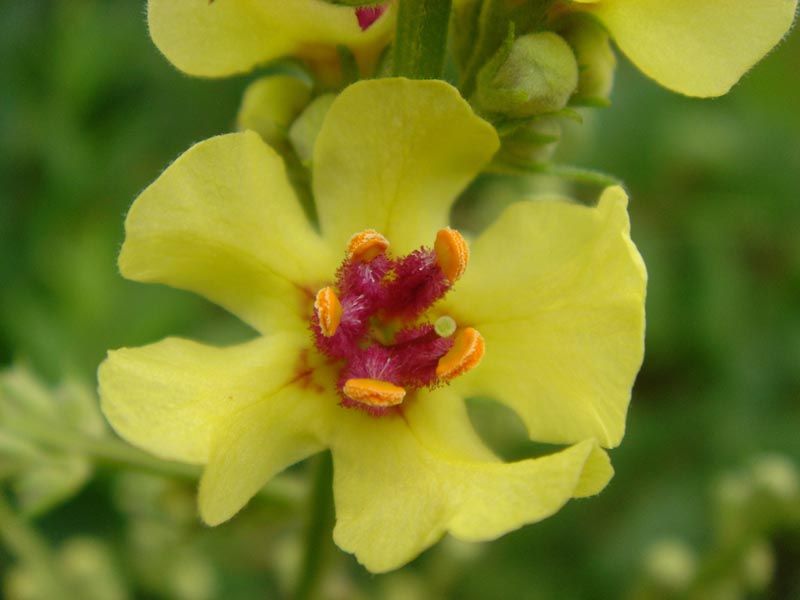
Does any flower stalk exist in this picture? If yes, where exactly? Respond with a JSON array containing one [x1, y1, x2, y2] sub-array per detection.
[[294, 452, 335, 600], [392, 0, 452, 78]]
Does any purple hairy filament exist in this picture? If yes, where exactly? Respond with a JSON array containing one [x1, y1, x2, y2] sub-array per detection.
[[310, 228, 484, 415]]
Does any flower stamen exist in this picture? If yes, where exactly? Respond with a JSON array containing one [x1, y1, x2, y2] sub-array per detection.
[[434, 227, 469, 283], [436, 327, 485, 381], [314, 286, 342, 337], [343, 378, 406, 407], [312, 228, 484, 415], [347, 229, 390, 263]]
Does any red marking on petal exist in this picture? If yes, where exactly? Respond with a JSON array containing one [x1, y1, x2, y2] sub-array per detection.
[[355, 4, 387, 31]]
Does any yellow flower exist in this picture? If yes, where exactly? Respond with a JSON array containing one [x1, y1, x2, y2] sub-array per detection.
[[98, 78, 646, 572], [569, 0, 798, 97], [147, 0, 396, 77]]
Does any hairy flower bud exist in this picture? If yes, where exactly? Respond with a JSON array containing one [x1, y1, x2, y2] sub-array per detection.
[[289, 93, 336, 163], [236, 75, 311, 148], [560, 15, 617, 106], [474, 32, 578, 118]]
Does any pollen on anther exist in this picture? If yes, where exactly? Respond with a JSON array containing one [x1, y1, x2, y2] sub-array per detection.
[[436, 327, 485, 381], [314, 286, 342, 337], [343, 378, 406, 407], [434, 227, 469, 283], [346, 229, 390, 263]]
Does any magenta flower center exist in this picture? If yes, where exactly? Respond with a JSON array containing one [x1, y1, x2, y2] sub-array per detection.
[[310, 229, 484, 415]]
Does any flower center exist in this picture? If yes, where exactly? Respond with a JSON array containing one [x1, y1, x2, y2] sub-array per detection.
[[311, 228, 485, 415]]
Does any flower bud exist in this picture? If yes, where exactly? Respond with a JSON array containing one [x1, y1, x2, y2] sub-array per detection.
[[59, 538, 127, 600], [644, 539, 696, 590], [169, 551, 217, 600], [475, 32, 578, 118], [289, 93, 337, 164], [498, 116, 561, 165], [742, 540, 775, 592], [750, 454, 799, 499], [559, 15, 617, 105], [236, 75, 311, 149], [4, 565, 42, 600]]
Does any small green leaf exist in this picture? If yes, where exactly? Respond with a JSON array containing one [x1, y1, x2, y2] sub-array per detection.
[[489, 160, 624, 189]]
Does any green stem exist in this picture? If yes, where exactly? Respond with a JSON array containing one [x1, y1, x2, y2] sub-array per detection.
[[293, 452, 334, 600], [0, 493, 76, 600], [11, 415, 302, 506], [392, 0, 452, 79]]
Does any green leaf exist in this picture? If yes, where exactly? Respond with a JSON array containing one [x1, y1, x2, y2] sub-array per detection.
[[489, 160, 624, 188]]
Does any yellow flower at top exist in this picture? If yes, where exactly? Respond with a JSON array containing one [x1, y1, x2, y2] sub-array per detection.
[[98, 78, 646, 572], [569, 0, 797, 97], [147, 0, 395, 77]]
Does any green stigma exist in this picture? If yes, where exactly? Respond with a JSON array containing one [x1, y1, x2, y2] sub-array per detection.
[[434, 315, 457, 338]]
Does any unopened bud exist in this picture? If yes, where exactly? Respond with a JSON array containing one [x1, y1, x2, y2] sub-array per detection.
[[59, 538, 127, 600], [289, 93, 337, 164], [169, 551, 217, 600], [236, 75, 311, 148], [644, 539, 696, 590], [742, 540, 775, 592], [750, 454, 799, 499], [559, 15, 617, 105], [475, 32, 578, 118]]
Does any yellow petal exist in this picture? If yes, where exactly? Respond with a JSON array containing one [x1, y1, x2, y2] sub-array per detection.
[[581, 0, 798, 97], [199, 383, 336, 525], [445, 187, 646, 448], [313, 79, 499, 255], [98, 333, 307, 464], [120, 131, 335, 335], [148, 0, 395, 77], [330, 389, 611, 573]]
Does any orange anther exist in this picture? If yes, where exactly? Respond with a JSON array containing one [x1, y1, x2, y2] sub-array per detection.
[[434, 227, 469, 283], [314, 286, 342, 337], [347, 229, 390, 262], [343, 378, 406, 407], [436, 327, 485, 381]]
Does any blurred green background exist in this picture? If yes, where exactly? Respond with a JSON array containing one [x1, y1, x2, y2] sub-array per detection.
[[1, 2, 799, 599]]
